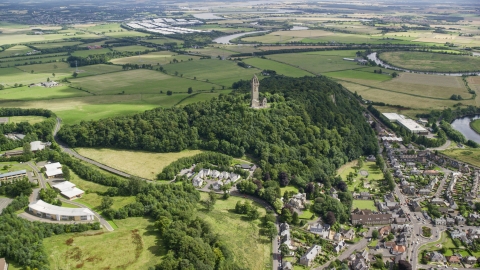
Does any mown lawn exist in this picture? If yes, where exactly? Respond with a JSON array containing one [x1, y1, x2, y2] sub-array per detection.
[[352, 200, 377, 211]]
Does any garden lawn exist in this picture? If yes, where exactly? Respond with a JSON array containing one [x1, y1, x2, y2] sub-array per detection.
[[352, 200, 377, 211], [197, 194, 271, 270], [43, 217, 165, 270], [280, 186, 300, 196], [75, 148, 203, 180]]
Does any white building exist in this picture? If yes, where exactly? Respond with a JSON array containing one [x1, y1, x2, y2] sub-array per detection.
[[44, 162, 63, 178], [299, 245, 321, 266], [28, 200, 95, 221], [52, 181, 84, 200]]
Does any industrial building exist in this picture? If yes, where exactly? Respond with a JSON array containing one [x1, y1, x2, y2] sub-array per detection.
[[382, 113, 428, 135], [28, 200, 95, 221]]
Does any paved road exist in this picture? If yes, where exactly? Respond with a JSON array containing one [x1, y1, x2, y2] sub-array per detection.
[[59, 198, 114, 231], [429, 139, 451, 151], [0, 198, 13, 213], [53, 118, 151, 182]]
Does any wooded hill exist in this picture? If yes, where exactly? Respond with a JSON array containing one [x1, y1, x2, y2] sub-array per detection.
[[58, 76, 378, 183]]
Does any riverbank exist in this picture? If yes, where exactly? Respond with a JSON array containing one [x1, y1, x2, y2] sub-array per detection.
[[470, 119, 480, 135]]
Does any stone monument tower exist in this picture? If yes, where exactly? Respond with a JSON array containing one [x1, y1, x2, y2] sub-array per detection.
[[251, 74, 260, 108]]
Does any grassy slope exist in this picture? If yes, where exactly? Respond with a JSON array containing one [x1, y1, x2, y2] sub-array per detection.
[[441, 148, 480, 168], [197, 193, 271, 270], [470, 119, 480, 135], [75, 148, 204, 180]]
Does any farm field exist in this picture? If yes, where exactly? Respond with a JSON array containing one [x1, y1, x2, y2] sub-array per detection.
[[0, 45, 34, 58], [32, 41, 83, 49], [111, 51, 200, 66], [323, 69, 392, 81], [267, 53, 361, 74], [352, 200, 377, 211], [142, 37, 184, 45], [8, 116, 47, 124], [378, 51, 480, 72], [186, 46, 237, 58], [71, 48, 111, 57], [0, 85, 90, 100], [0, 55, 69, 68], [43, 217, 165, 270], [112, 45, 153, 52], [197, 193, 271, 270], [243, 57, 313, 77], [0, 67, 70, 86], [69, 69, 217, 94], [0, 31, 99, 46], [74, 148, 203, 180], [164, 59, 263, 87]]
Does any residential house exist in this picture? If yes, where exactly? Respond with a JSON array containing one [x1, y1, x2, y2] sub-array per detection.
[[395, 217, 407, 225], [280, 223, 292, 247], [431, 198, 446, 206], [435, 218, 446, 226], [411, 201, 422, 212], [430, 251, 446, 263], [333, 232, 342, 241], [419, 189, 431, 196], [450, 230, 467, 240], [351, 209, 392, 225], [212, 180, 223, 190], [342, 229, 355, 241], [289, 193, 307, 209], [446, 255, 461, 264], [469, 213, 480, 222], [310, 223, 330, 239], [384, 193, 395, 203], [299, 245, 321, 267], [424, 170, 439, 176], [356, 192, 372, 200], [467, 228, 480, 239], [211, 170, 220, 179], [282, 262, 293, 270], [379, 225, 391, 238], [350, 250, 370, 270], [464, 256, 477, 265], [403, 185, 416, 195], [192, 176, 203, 187], [446, 217, 455, 226], [391, 245, 406, 255], [384, 241, 396, 249], [334, 241, 346, 253], [455, 215, 466, 225]]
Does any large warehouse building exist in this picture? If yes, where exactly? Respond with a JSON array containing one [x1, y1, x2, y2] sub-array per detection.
[[382, 113, 428, 135], [28, 200, 95, 221]]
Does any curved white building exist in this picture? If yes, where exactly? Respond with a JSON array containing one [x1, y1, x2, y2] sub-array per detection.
[[28, 200, 95, 221]]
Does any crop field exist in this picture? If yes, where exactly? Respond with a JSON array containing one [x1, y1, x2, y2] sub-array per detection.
[[186, 46, 237, 58], [81, 23, 123, 33], [197, 193, 271, 270], [0, 55, 69, 68], [0, 45, 32, 58], [142, 37, 184, 45], [70, 69, 216, 94], [0, 31, 99, 46], [164, 59, 262, 87], [0, 85, 90, 102], [75, 148, 203, 180], [378, 51, 480, 72], [267, 53, 361, 74], [8, 116, 46, 124], [112, 45, 153, 52], [243, 57, 313, 77], [393, 73, 464, 88], [323, 69, 392, 81], [32, 41, 84, 49], [71, 48, 111, 57], [220, 44, 261, 54], [468, 76, 480, 94], [43, 217, 165, 270], [0, 67, 70, 86], [111, 51, 200, 66]]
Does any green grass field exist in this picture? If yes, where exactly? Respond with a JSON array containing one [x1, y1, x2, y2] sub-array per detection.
[[352, 200, 377, 211], [267, 53, 362, 74], [0, 85, 91, 100], [43, 217, 165, 270], [70, 69, 217, 94], [113, 45, 153, 52], [163, 59, 262, 87], [441, 148, 480, 168], [0, 162, 32, 174], [379, 51, 480, 72], [0, 45, 32, 58], [142, 37, 184, 45], [32, 41, 83, 49], [75, 148, 203, 180], [243, 57, 313, 77], [337, 160, 384, 192], [323, 69, 392, 81], [111, 51, 200, 66], [470, 119, 480, 134], [0, 67, 71, 86], [8, 115, 46, 124], [197, 193, 271, 270]]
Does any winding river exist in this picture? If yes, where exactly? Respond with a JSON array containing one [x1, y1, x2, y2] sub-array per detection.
[[213, 31, 267, 44], [367, 52, 480, 76], [451, 116, 480, 144]]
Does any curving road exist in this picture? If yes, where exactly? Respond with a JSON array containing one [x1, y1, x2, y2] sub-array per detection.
[[53, 118, 151, 182], [59, 198, 113, 231]]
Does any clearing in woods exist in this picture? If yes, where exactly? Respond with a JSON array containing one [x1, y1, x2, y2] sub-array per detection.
[[378, 51, 480, 72], [8, 116, 47, 124], [43, 217, 165, 270], [74, 148, 204, 180], [197, 193, 271, 270]]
